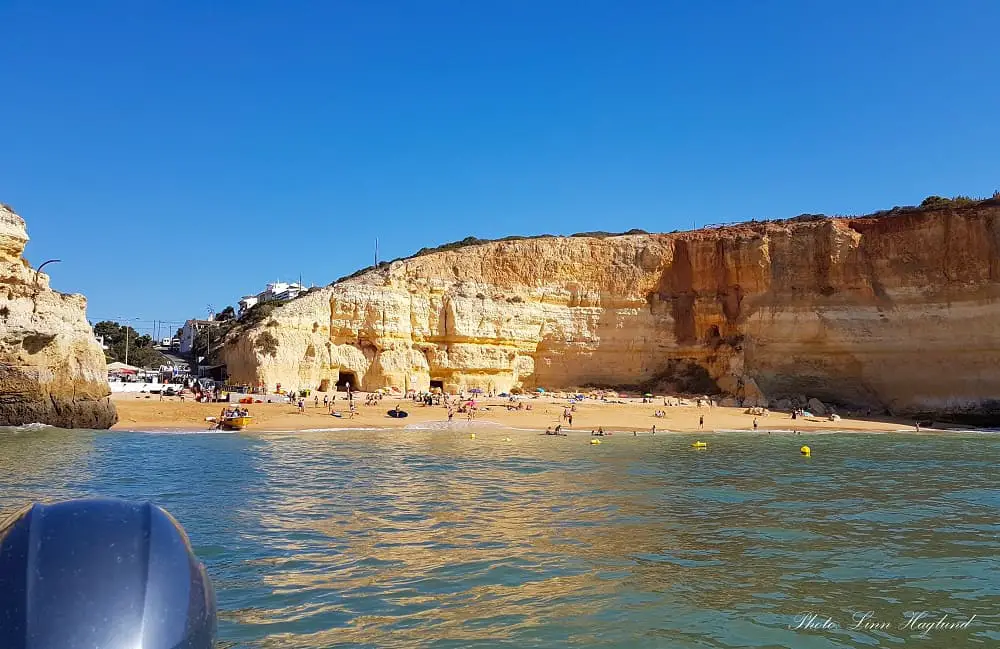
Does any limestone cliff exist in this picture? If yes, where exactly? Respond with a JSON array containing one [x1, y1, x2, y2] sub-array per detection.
[[221, 199, 1000, 423], [0, 205, 116, 428]]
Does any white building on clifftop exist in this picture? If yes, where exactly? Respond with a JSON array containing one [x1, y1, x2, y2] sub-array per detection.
[[238, 282, 305, 315]]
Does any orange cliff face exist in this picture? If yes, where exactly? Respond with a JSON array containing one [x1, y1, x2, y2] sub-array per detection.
[[0, 204, 116, 429], [221, 199, 1000, 423]]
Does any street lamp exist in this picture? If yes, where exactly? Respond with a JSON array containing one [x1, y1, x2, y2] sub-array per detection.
[[35, 259, 61, 287], [31, 259, 61, 313]]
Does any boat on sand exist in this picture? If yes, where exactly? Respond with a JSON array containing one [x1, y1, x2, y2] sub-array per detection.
[[208, 407, 253, 431]]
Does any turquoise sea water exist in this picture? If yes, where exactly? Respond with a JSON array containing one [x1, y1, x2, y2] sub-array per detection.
[[1, 425, 998, 648]]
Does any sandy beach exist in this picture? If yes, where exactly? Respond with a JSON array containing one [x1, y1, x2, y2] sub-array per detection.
[[111, 392, 916, 434]]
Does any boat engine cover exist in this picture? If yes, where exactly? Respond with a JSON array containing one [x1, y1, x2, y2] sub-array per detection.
[[0, 498, 216, 649]]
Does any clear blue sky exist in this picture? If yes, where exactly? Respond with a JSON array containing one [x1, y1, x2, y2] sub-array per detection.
[[2, 1, 998, 336]]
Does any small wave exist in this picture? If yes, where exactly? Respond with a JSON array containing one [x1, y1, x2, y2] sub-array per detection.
[[297, 427, 382, 433], [138, 429, 236, 435], [0, 422, 58, 434], [18, 422, 52, 431], [712, 428, 795, 434], [403, 420, 505, 431]]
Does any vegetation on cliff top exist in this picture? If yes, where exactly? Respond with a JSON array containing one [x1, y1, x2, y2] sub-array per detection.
[[331, 228, 651, 284], [330, 194, 1000, 287], [230, 193, 1000, 333]]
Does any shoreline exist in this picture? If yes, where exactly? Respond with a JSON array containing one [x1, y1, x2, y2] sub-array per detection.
[[110, 392, 936, 435]]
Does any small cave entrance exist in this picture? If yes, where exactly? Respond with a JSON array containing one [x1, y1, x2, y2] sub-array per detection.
[[318, 379, 330, 392], [430, 379, 445, 390], [336, 371, 359, 392]]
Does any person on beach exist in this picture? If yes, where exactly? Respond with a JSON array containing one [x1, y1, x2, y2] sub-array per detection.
[[568, 413, 573, 426], [297, 399, 305, 413], [699, 415, 704, 430], [314, 395, 319, 409], [915, 421, 921, 432], [651, 424, 656, 434]]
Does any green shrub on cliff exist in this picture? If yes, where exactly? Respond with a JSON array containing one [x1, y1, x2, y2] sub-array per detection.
[[920, 195, 978, 208], [254, 331, 279, 357]]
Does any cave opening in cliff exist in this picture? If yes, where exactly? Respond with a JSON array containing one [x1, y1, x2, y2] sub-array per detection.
[[430, 379, 444, 390], [318, 379, 330, 392], [336, 371, 359, 392]]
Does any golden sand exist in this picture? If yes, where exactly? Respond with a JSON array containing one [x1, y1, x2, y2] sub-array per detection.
[[112, 392, 913, 434]]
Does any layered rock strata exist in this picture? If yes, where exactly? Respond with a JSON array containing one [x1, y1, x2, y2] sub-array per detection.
[[0, 205, 116, 428], [222, 200, 1000, 422]]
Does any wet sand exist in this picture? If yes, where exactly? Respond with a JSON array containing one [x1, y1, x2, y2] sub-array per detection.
[[111, 392, 915, 434]]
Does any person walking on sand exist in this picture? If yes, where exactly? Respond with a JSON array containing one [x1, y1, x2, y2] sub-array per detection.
[[314, 395, 319, 409], [699, 415, 704, 430], [753, 417, 758, 431], [568, 413, 573, 426], [298, 398, 305, 414], [651, 424, 656, 434]]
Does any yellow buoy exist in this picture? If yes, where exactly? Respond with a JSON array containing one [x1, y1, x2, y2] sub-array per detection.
[[691, 441, 707, 448], [590, 439, 601, 445], [470, 433, 476, 439], [800, 445, 811, 456]]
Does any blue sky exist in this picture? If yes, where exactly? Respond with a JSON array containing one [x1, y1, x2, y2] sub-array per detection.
[[1, 1, 998, 335]]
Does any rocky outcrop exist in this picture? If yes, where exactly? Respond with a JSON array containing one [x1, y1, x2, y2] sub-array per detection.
[[221, 199, 1000, 423], [0, 205, 116, 428]]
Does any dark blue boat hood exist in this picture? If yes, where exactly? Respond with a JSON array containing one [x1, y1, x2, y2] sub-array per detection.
[[0, 498, 216, 649]]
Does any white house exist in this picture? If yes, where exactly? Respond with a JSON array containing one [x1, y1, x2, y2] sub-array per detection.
[[179, 319, 221, 354], [260, 281, 305, 302], [238, 282, 306, 316], [238, 295, 259, 316]]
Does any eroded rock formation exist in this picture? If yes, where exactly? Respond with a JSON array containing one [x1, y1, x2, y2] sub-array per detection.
[[0, 205, 116, 428], [222, 200, 1000, 422]]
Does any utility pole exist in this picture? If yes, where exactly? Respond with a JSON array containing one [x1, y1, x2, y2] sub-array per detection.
[[123, 317, 137, 366]]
